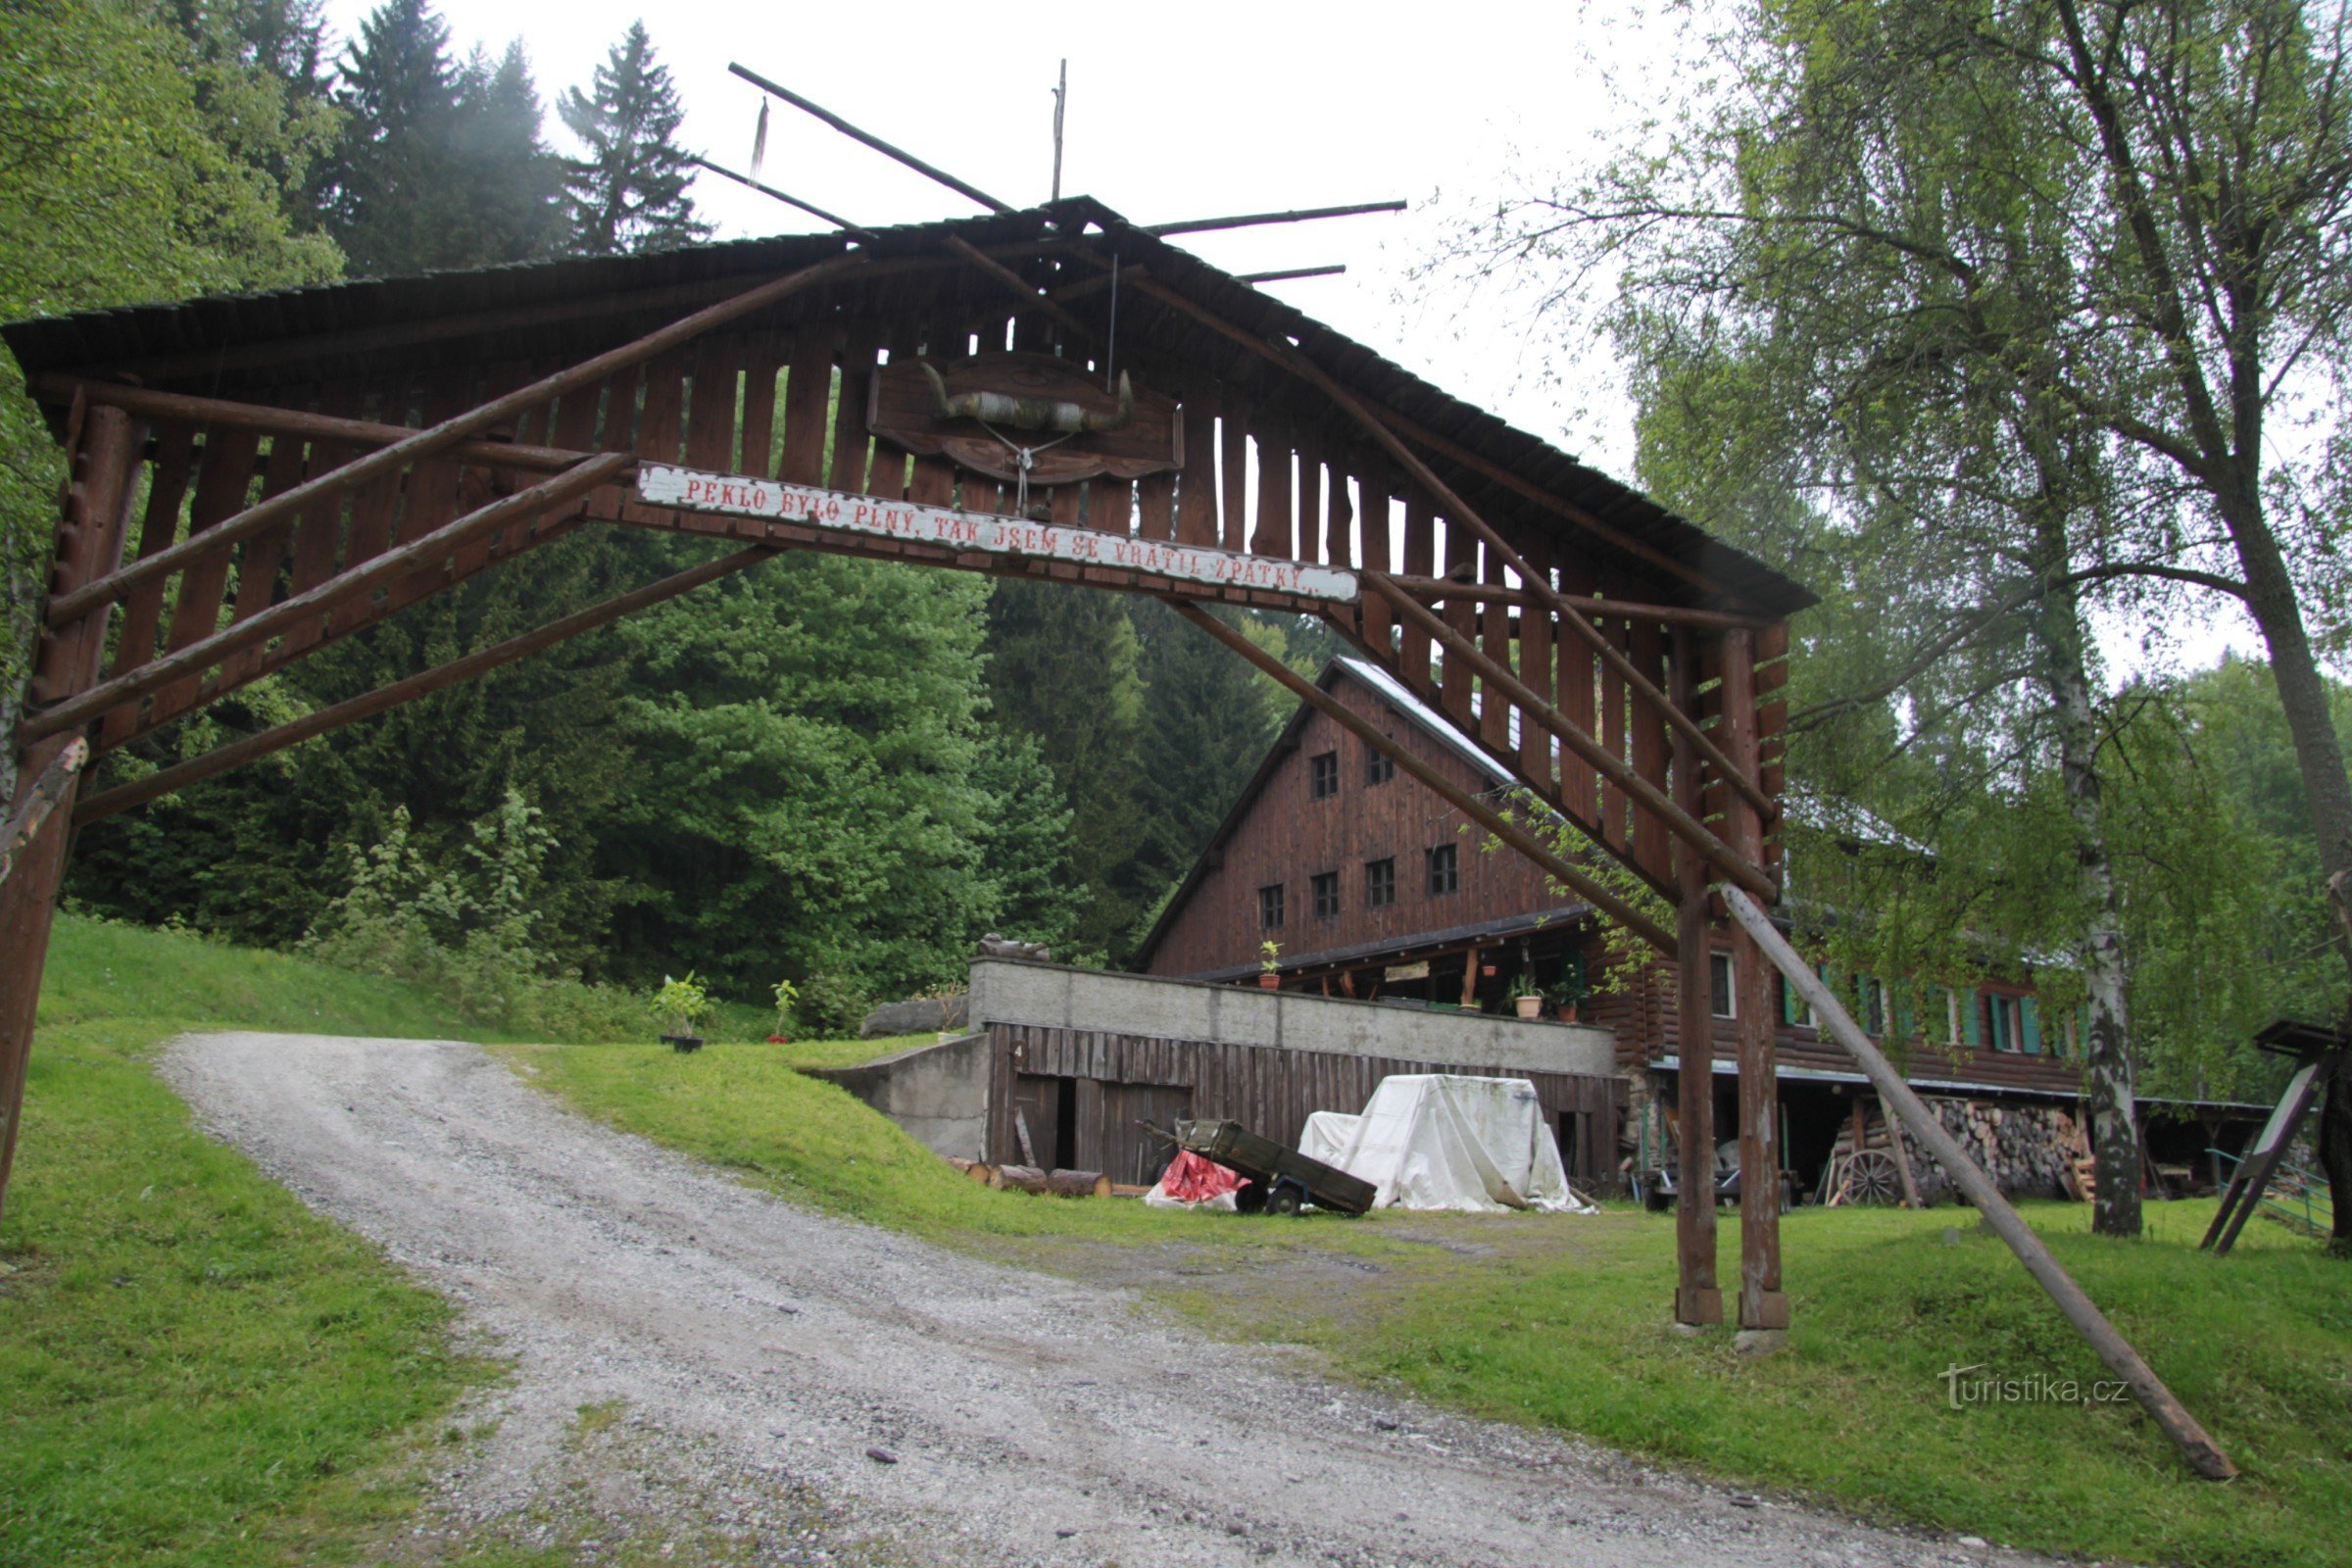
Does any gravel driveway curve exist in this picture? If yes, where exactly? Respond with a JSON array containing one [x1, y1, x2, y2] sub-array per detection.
[[163, 1032, 2036, 1568]]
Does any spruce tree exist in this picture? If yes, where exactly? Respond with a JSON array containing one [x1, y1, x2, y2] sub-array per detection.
[[559, 22, 710, 256], [449, 42, 567, 263], [321, 0, 462, 275]]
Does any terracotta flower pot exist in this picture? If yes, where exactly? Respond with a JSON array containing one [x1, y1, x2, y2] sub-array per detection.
[[1258, 973, 1280, 991], [1557, 1004, 1581, 1025]]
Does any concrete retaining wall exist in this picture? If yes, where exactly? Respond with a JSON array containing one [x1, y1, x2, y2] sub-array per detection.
[[966, 958, 1616, 1079], [803, 1032, 991, 1161]]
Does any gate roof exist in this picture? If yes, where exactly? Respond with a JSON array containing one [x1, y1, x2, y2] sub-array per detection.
[[4, 197, 1811, 617]]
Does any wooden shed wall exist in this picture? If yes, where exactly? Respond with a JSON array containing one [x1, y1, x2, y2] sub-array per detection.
[[985, 1022, 1625, 1189]]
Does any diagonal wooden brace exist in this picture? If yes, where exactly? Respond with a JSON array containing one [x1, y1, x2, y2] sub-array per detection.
[[1366, 572, 1775, 903], [1722, 886, 2238, 1482], [21, 456, 628, 746]]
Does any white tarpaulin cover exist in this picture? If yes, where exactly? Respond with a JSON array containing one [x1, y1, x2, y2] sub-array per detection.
[[1300, 1074, 1595, 1213]]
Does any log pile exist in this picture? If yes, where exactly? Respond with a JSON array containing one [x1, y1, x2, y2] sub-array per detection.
[[947, 1157, 1113, 1198], [1920, 1101, 2084, 1203]]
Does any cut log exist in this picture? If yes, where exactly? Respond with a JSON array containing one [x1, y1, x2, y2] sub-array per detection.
[[986, 1164, 1110, 1198]]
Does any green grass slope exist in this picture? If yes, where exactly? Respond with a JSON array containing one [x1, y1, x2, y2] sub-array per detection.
[[0, 916, 487, 1568]]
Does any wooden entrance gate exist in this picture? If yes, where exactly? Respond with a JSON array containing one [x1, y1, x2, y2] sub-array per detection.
[[0, 196, 1810, 1334]]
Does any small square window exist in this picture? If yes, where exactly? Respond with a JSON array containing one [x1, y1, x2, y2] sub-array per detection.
[[1426, 843, 1458, 896], [1365, 858, 1396, 908], [1309, 751, 1340, 799], [1258, 883, 1285, 930], [1365, 744, 1395, 785], [1311, 870, 1341, 919], [1709, 950, 1736, 1019]]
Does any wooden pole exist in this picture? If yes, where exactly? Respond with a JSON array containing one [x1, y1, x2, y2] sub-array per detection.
[[1670, 627, 1721, 1325], [727, 63, 1014, 214], [43, 249, 870, 628], [1721, 630, 1788, 1337], [73, 547, 777, 826], [1164, 600, 1678, 956], [1143, 200, 1407, 236], [21, 456, 627, 746], [0, 406, 141, 1223], [1721, 887, 2239, 1481], [1365, 573, 1774, 902]]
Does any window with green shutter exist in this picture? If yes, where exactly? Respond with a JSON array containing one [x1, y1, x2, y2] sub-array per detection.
[[2021, 996, 2041, 1054], [1963, 991, 1984, 1050]]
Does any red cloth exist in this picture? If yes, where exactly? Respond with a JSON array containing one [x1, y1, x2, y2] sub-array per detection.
[[1157, 1149, 1244, 1202]]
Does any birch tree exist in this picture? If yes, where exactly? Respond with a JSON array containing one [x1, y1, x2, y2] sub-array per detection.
[[1455, 0, 2352, 1239]]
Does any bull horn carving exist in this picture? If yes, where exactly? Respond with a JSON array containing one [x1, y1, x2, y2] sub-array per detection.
[[921, 363, 1134, 434]]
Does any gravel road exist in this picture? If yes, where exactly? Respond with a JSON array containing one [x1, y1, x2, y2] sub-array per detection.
[[164, 1032, 2040, 1568]]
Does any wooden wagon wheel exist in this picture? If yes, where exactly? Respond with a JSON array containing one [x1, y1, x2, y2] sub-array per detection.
[[1840, 1149, 1903, 1205]]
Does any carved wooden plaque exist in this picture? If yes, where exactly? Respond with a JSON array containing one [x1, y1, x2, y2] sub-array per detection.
[[867, 352, 1183, 486]]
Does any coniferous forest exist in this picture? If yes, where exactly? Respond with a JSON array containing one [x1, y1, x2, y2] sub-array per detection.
[[1, 0, 1320, 1028]]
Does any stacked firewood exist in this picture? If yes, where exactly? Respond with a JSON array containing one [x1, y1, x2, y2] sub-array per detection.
[[947, 1157, 1115, 1198], [1922, 1101, 2084, 1202]]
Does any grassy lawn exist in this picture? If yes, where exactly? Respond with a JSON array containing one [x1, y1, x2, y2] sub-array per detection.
[[512, 1036, 2352, 1568], [0, 915, 550, 1568]]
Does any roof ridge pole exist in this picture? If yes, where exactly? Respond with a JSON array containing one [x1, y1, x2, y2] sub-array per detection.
[[728, 63, 1015, 215], [1721, 885, 2239, 1483], [1165, 598, 1679, 957], [43, 248, 873, 629]]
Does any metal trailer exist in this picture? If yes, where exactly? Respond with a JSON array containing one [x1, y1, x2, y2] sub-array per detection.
[[1159, 1117, 1378, 1216]]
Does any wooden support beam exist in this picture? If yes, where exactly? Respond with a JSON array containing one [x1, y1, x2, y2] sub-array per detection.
[[1, 406, 141, 1224], [44, 249, 871, 628], [1722, 887, 2239, 1483], [1721, 628, 1787, 1337], [1670, 627, 1721, 1327], [74, 547, 776, 826], [35, 377, 586, 474], [1388, 573, 1777, 631], [1365, 573, 1774, 903], [21, 456, 628, 745], [1165, 600, 1678, 957]]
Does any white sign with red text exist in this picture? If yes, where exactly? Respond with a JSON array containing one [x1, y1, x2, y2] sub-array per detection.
[[638, 464, 1359, 603]]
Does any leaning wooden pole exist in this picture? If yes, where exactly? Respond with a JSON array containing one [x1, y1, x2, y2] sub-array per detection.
[[1165, 600, 1678, 956], [74, 547, 779, 826], [1721, 887, 2239, 1481]]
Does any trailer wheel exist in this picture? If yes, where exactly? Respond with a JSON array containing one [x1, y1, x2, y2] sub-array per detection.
[[1265, 1181, 1304, 1217]]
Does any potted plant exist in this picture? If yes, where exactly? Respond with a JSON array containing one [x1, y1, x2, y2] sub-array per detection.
[[1257, 939, 1282, 991], [1546, 973, 1591, 1025], [651, 972, 711, 1053], [767, 978, 798, 1044], [1508, 971, 1544, 1020]]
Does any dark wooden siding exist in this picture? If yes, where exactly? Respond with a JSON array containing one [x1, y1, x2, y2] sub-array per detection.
[[1143, 672, 1557, 978], [1595, 944, 2085, 1098], [984, 1022, 1625, 1186]]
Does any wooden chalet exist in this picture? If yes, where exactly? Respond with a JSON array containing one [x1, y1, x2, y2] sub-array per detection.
[[1137, 658, 2262, 1198]]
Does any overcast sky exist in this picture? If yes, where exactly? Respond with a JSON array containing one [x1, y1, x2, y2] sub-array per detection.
[[318, 0, 2264, 679]]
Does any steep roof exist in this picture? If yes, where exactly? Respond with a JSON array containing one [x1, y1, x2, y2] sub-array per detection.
[[4, 196, 1812, 617]]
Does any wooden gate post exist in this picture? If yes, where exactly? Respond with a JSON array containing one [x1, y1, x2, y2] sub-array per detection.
[[1720, 629, 1788, 1338], [1669, 629, 1721, 1324], [0, 404, 141, 1224]]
